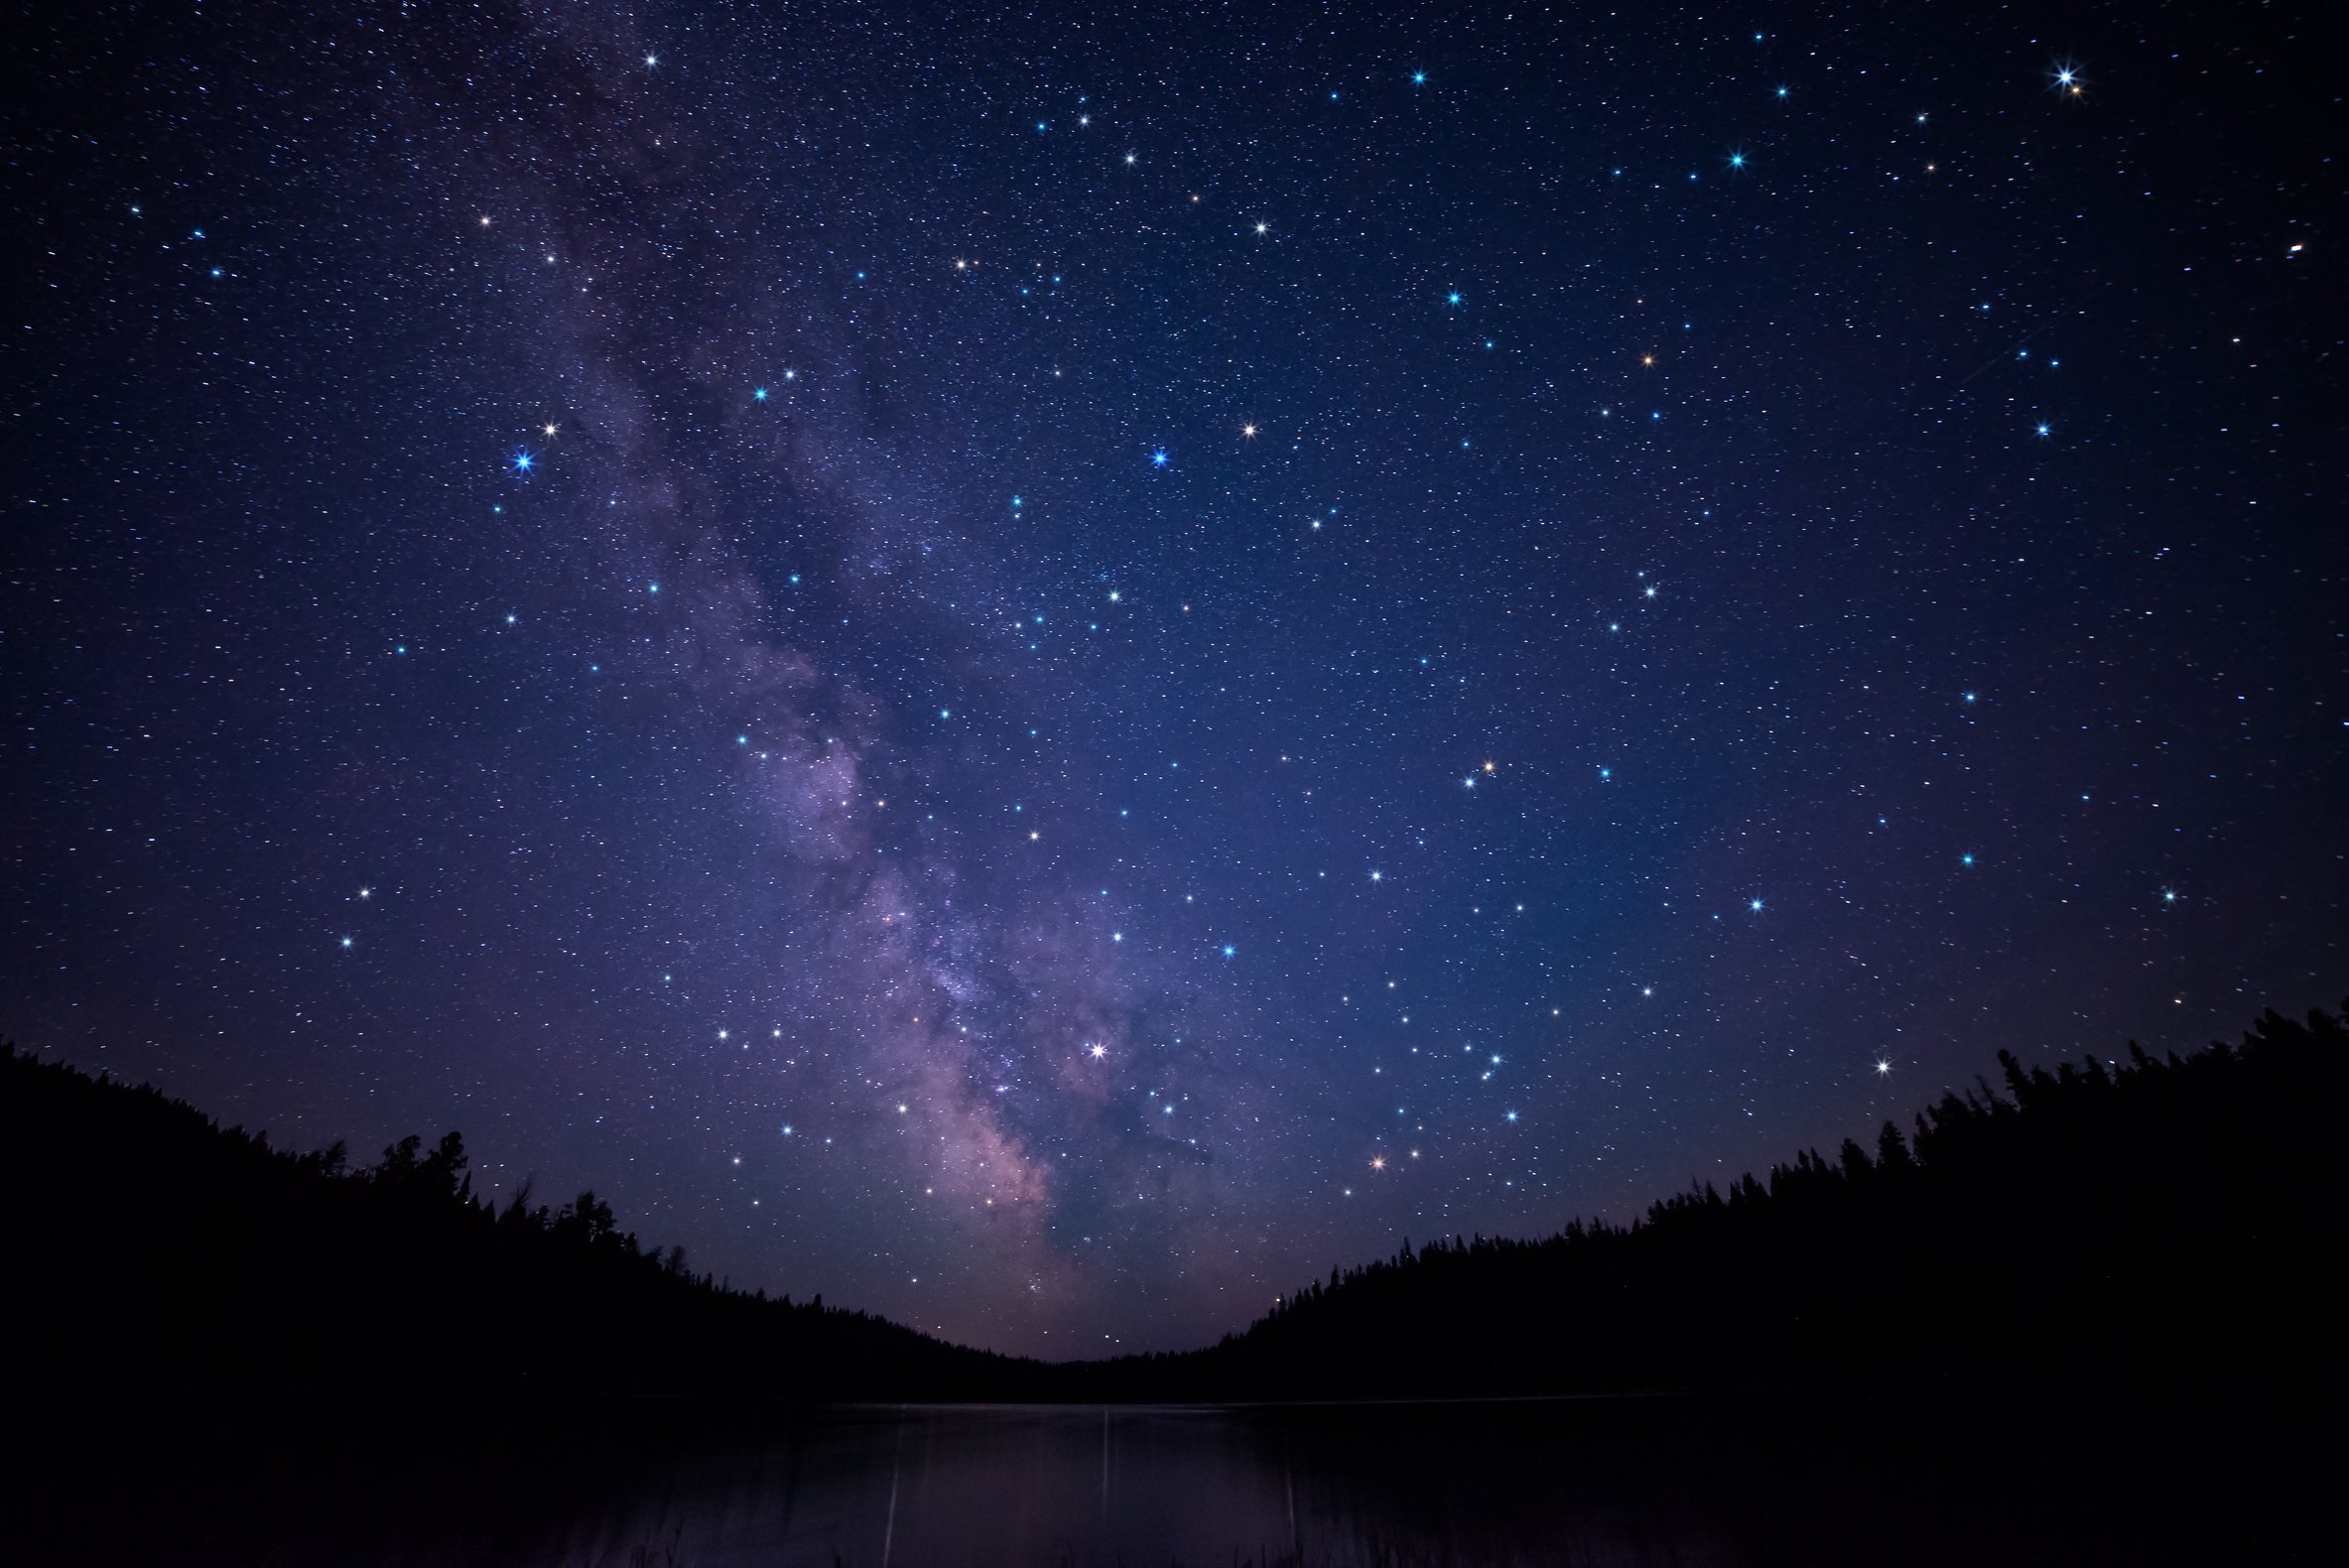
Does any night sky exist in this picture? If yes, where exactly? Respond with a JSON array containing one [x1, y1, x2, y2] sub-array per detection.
[[4, 1, 2341, 1357]]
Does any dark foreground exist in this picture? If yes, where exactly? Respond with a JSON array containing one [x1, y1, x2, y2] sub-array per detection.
[[11, 1391, 2329, 1566]]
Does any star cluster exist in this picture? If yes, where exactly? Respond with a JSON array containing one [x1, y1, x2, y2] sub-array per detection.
[[1, 2, 2340, 1355]]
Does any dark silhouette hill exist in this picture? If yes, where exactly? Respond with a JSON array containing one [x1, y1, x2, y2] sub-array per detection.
[[4, 1004, 2343, 1424], [1097, 1003, 2349, 1402], [0, 1041, 1043, 1418]]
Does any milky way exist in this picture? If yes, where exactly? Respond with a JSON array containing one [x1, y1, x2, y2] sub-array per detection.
[[4, 2, 2341, 1354]]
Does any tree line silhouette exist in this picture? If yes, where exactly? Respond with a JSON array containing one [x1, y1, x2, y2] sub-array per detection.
[[4, 1003, 2342, 1425], [1097, 1004, 2349, 1401], [0, 1043, 1041, 1419]]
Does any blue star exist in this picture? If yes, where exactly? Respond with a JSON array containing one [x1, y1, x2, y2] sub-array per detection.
[[2035, 422, 2051, 438], [754, 387, 767, 401], [1729, 152, 1746, 169], [1222, 944, 1236, 959], [1775, 85, 1788, 98], [1150, 450, 1169, 467], [509, 450, 535, 477], [1447, 291, 1462, 306], [1412, 70, 1426, 85]]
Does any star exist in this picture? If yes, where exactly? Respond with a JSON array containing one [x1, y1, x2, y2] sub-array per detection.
[[1241, 424, 1257, 438], [1875, 1059, 1892, 1077], [1150, 450, 1169, 467], [753, 387, 767, 401], [509, 450, 535, 477], [1089, 1043, 1108, 1059], [1253, 221, 1268, 235], [1412, 70, 1426, 85]]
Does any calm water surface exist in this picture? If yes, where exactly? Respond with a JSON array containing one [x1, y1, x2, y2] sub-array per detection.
[[39, 1395, 2316, 1566]]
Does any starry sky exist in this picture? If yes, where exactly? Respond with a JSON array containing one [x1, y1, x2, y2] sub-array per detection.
[[3, 1, 2342, 1357]]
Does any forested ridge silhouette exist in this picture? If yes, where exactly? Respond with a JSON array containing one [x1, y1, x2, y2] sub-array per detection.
[[1111, 1003, 2349, 1401], [0, 1040, 1042, 1411], [4, 1003, 2342, 1419]]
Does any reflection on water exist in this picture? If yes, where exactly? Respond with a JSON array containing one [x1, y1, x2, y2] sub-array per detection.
[[23, 1394, 2312, 1566], [545, 1401, 1728, 1568]]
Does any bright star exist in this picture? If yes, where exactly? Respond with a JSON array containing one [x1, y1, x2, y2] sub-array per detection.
[[1150, 450, 1169, 467], [1729, 152, 1746, 169], [2036, 423, 2051, 438], [1447, 291, 1462, 306], [1222, 944, 1236, 958], [644, 54, 657, 66], [1750, 898, 1765, 912], [1090, 1043, 1108, 1059], [1253, 221, 1268, 235], [1875, 1059, 1892, 1077], [1412, 70, 1426, 85], [509, 450, 535, 476], [1241, 424, 1256, 438]]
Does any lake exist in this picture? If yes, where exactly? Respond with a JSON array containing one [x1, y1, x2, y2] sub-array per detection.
[[24, 1393, 2320, 1565]]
